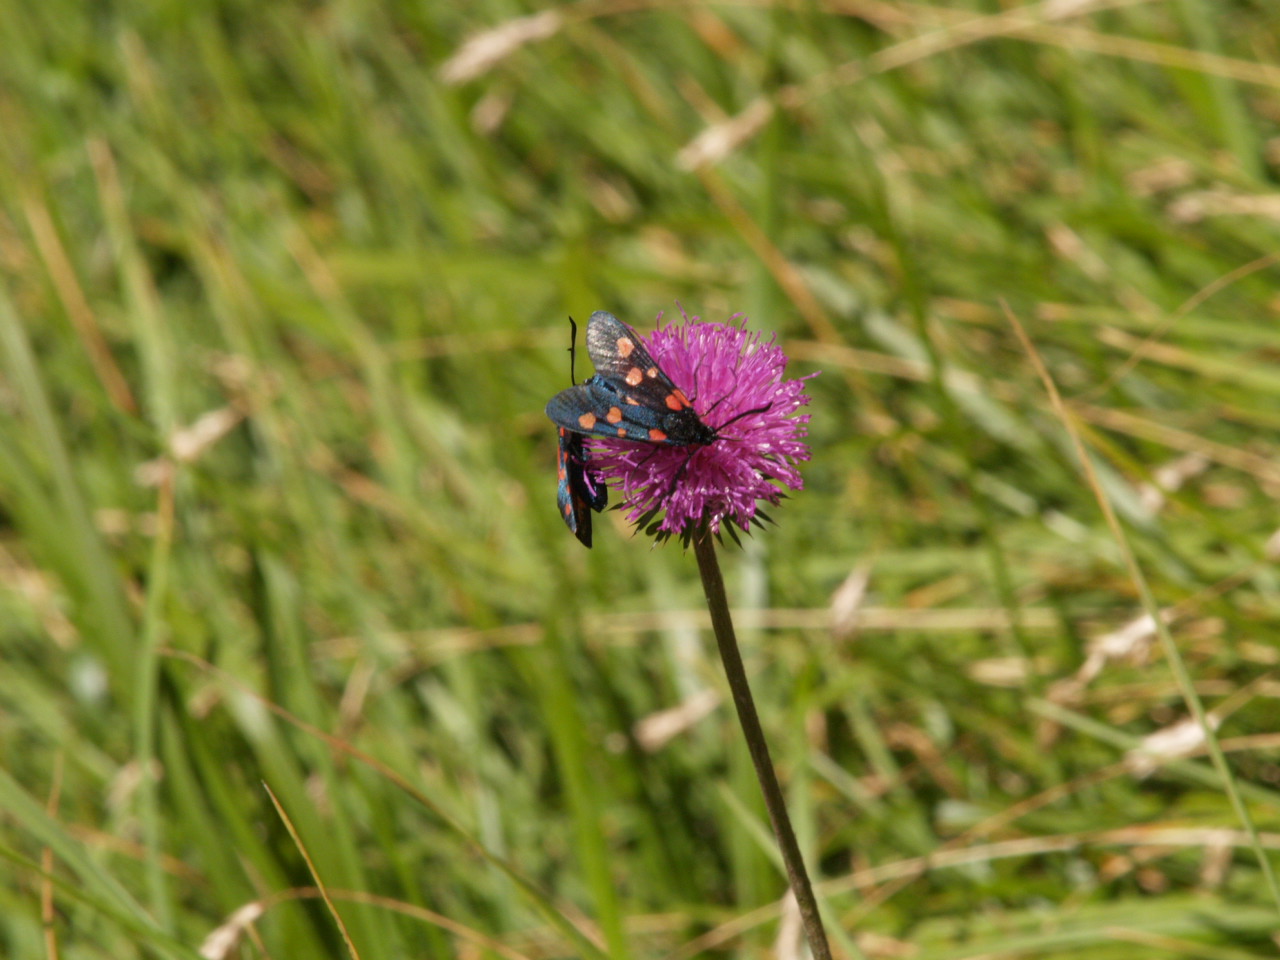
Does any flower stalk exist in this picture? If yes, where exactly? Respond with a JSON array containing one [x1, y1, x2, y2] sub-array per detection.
[[692, 528, 833, 960]]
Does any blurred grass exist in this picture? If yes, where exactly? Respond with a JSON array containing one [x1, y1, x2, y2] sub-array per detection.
[[2, 0, 1280, 957]]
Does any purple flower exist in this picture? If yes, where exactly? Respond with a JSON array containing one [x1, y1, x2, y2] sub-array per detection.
[[589, 309, 815, 540]]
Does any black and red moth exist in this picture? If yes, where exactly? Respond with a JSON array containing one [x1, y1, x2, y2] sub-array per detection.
[[555, 427, 607, 547], [545, 310, 720, 546]]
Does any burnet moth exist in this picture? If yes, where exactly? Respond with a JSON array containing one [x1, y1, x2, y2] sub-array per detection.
[[551, 317, 608, 547]]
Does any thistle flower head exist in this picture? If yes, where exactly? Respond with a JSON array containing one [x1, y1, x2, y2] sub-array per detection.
[[590, 309, 815, 542]]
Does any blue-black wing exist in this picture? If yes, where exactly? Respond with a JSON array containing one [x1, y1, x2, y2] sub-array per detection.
[[546, 375, 716, 446], [585, 312, 667, 383], [587, 311, 715, 425], [584, 311, 697, 412], [554, 316, 719, 446], [556, 427, 606, 547]]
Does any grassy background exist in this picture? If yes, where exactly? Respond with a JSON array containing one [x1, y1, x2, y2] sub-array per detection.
[[3, 0, 1280, 957]]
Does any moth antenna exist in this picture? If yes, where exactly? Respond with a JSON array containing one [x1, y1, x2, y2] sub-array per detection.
[[700, 386, 741, 421], [714, 403, 773, 433], [568, 316, 579, 384]]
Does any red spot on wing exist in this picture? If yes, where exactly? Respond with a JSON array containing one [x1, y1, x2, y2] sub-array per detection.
[[617, 337, 635, 358], [606, 406, 623, 424], [647, 429, 668, 442], [625, 396, 640, 405], [664, 390, 689, 411], [645, 367, 658, 378], [578, 412, 597, 430], [625, 367, 643, 386], [616, 427, 627, 437]]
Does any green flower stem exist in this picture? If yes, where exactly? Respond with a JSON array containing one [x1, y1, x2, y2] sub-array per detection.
[[693, 530, 833, 960]]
